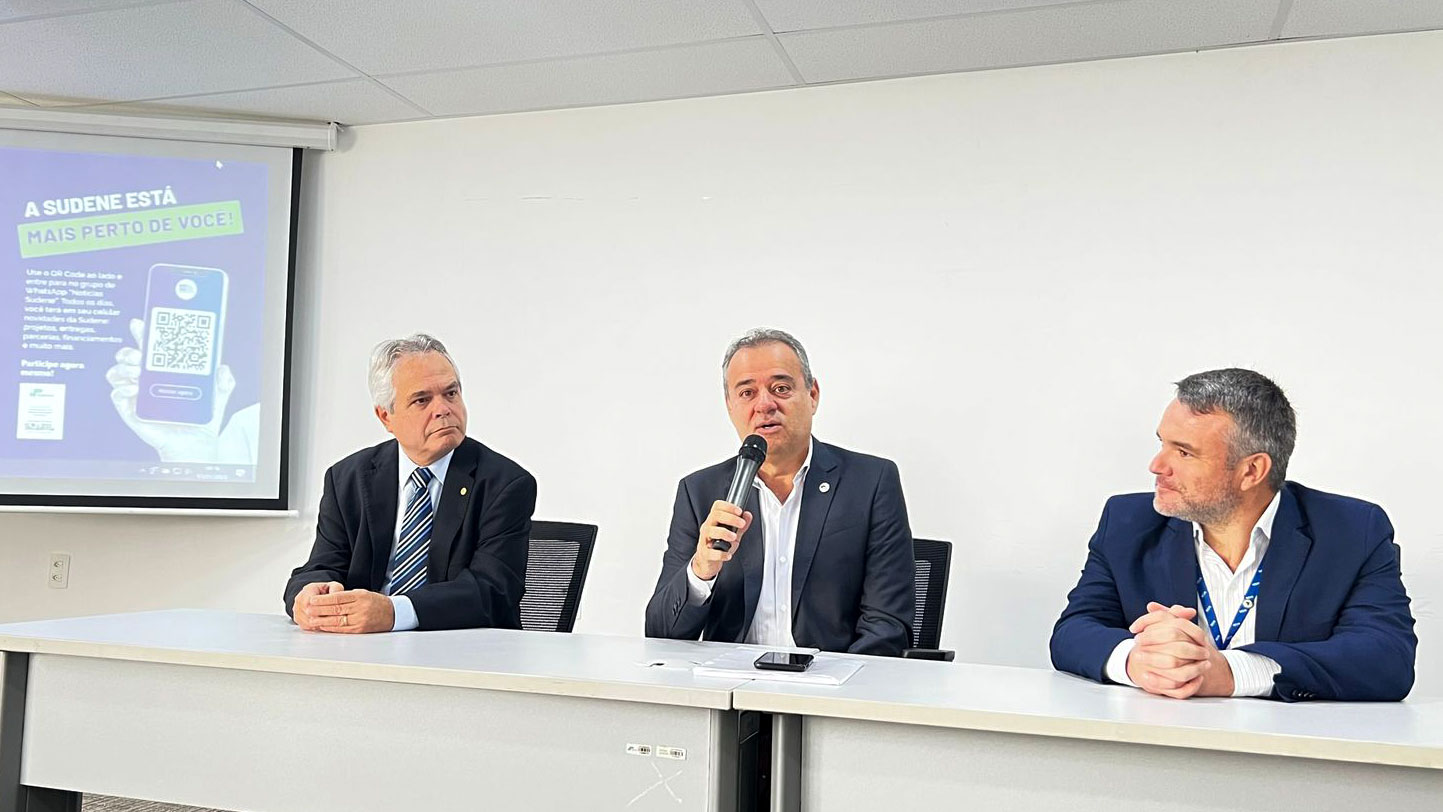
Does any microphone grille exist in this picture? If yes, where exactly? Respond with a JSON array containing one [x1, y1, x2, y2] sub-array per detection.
[[739, 434, 768, 461]]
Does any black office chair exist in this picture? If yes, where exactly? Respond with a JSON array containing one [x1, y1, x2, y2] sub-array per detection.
[[519, 521, 597, 634], [903, 538, 955, 661]]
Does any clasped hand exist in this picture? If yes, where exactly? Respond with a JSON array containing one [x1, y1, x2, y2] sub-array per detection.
[[292, 581, 395, 634], [1125, 601, 1234, 699]]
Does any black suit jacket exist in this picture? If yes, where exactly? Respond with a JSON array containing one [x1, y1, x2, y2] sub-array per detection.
[[645, 440, 915, 656], [284, 436, 536, 631]]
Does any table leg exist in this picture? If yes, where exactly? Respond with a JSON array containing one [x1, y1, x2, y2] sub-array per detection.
[[1, 654, 80, 812], [769, 714, 801, 812]]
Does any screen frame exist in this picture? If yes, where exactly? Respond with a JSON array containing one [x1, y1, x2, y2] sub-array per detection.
[[0, 147, 300, 512]]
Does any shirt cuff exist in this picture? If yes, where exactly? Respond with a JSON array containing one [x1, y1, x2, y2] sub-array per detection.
[[390, 595, 419, 632], [1105, 638, 1138, 686], [685, 563, 715, 606], [1222, 649, 1282, 697]]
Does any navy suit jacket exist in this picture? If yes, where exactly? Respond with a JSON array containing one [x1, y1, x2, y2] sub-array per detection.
[[1050, 482, 1416, 701], [645, 440, 915, 656], [283, 437, 536, 631]]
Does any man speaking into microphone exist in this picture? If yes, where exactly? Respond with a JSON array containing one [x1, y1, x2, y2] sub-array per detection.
[[645, 329, 915, 655]]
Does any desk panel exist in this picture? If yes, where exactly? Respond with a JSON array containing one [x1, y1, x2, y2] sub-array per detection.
[[23, 653, 732, 812], [734, 657, 1443, 769], [799, 715, 1443, 812], [733, 655, 1443, 812]]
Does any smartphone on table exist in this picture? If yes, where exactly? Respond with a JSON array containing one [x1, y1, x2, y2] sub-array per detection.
[[754, 651, 814, 672]]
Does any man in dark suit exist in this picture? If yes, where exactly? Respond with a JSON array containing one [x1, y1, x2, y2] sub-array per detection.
[[284, 334, 535, 633], [645, 329, 915, 656], [1051, 368, 1416, 701]]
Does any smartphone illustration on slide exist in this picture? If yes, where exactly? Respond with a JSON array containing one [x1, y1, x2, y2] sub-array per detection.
[[135, 263, 229, 425]]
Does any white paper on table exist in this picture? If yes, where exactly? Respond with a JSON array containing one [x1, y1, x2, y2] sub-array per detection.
[[692, 645, 864, 686]]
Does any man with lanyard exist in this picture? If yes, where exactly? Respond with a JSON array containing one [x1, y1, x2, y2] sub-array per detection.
[[1050, 368, 1416, 701]]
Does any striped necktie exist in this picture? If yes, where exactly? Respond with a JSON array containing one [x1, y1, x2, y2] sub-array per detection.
[[388, 466, 434, 596]]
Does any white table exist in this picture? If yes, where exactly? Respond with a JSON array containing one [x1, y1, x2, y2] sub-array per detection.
[[0, 610, 753, 812], [732, 655, 1443, 812], [6, 613, 1439, 812]]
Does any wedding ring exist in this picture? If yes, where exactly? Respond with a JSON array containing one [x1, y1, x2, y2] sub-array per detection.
[[341, 614, 348, 626]]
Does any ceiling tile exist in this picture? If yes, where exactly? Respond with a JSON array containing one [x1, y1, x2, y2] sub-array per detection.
[[1281, 0, 1443, 39], [778, 0, 1280, 83], [379, 37, 796, 117], [246, 0, 764, 76], [753, 0, 1096, 32], [0, 0, 354, 103], [79, 79, 427, 125], [0, 0, 174, 22]]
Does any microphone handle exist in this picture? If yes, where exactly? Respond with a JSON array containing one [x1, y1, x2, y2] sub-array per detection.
[[710, 457, 761, 551], [722, 464, 755, 508]]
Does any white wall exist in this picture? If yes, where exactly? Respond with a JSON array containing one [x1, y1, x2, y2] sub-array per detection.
[[3, 30, 1440, 693]]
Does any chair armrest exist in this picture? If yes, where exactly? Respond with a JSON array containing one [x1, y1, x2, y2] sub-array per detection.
[[902, 648, 955, 662]]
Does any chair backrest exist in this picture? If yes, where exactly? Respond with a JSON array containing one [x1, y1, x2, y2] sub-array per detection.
[[520, 521, 597, 634], [911, 538, 952, 650]]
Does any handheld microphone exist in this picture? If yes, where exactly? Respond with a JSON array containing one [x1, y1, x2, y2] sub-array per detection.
[[710, 434, 768, 552]]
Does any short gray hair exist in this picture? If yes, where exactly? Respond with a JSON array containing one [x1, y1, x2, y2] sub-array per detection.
[[721, 328, 814, 392], [368, 333, 461, 412], [1174, 368, 1295, 492]]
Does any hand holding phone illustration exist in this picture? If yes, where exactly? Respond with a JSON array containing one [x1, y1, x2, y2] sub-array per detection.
[[107, 316, 236, 463]]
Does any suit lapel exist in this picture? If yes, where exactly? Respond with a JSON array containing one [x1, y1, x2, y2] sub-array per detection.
[[428, 439, 478, 582], [365, 442, 400, 589], [1255, 486, 1310, 642], [1160, 518, 1197, 610], [790, 442, 839, 614]]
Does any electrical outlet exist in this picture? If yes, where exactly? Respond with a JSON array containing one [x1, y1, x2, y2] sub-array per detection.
[[48, 552, 70, 589]]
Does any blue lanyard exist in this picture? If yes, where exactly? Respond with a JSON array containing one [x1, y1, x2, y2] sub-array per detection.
[[1196, 560, 1263, 650]]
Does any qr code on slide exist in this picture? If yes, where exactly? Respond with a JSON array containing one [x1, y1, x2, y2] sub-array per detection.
[[145, 307, 217, 375]]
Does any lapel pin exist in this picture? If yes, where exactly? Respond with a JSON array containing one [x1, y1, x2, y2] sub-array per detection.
[[819, 482, 830, 493], [460, 487, 468, 496]]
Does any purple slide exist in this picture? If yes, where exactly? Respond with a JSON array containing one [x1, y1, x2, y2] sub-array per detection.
[[1, 145, 269, 484]]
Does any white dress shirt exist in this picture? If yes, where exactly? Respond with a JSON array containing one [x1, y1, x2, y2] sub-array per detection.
[[384, 446, 454, 632], [686, 441, 814, 648], [1105, 491, 1284, 697]]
